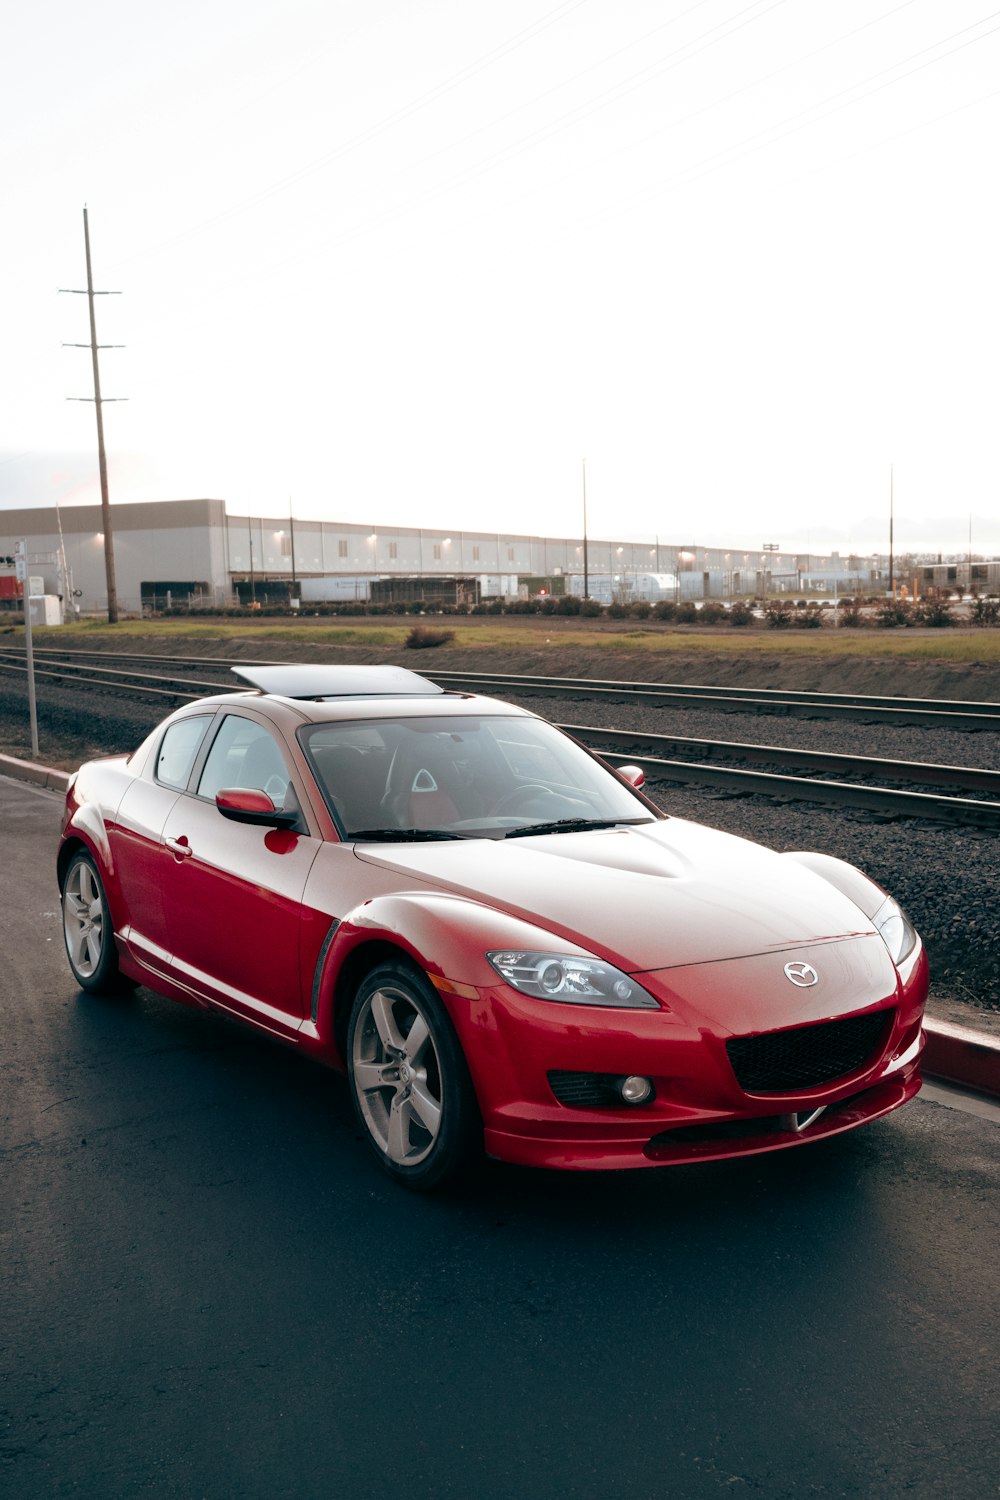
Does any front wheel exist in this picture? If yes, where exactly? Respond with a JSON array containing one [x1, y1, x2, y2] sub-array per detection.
[[347, 962, 481, 1191], [61, 850, 132, 995]]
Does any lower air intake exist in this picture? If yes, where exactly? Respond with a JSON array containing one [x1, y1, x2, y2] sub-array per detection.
[[726, 1009, 893, 1095], [548, 1071, 629, 1108]]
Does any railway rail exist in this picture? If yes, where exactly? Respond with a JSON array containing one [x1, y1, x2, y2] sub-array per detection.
[[2, 646, 1000, 829], [429, 669, 1000, 731], [4, 646, 1000, 729], [566, 724, 1000, 831], [5, 646, 1000, 726]]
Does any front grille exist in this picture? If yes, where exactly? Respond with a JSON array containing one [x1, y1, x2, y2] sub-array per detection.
[[726, 1009, 893, 1094], [548, 1071, 629, 1108]]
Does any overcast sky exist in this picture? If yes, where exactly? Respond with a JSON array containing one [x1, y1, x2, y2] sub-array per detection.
[[3, 0, 998, 555]]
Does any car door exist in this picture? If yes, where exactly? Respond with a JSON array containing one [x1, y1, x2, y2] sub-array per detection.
[[159, 711, 322, 1034], [107, 712, 217, 976]]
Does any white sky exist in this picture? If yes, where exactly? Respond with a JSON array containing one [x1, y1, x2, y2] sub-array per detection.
[[3, 0, 999, 556]]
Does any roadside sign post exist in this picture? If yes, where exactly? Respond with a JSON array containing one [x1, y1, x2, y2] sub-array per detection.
[[16, 541, 39, 759]]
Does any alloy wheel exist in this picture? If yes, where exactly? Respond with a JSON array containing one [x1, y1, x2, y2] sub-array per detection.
[[63, 857, 106, 979], [351, 983, 444, 1166]]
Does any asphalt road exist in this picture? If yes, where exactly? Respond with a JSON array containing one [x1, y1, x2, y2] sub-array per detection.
[[2, 777, 998, 1500]]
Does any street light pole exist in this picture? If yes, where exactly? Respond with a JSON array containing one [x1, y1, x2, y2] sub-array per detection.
[[17, 542, 39, 758], [248, 519, 256, 605], [582, 458, 589, 599], [888, 463, 894, 598]]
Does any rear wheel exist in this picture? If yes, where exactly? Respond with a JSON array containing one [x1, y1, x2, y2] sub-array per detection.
[[61, 850, 132, 995], [347, 962, 480, 1191]]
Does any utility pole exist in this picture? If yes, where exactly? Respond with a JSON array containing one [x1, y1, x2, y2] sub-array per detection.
[[582, 458, 589, 599], [289, 496, 297, 593], [60, 207, 125, 623], [888, 463, 894, 598], [248, 518, 257, 605]]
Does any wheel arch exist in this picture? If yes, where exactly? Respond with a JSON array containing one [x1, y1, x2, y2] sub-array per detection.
[[329, 937, 420, 1066], [57, 834, 89, 890], [314, 889, 559, 1060]]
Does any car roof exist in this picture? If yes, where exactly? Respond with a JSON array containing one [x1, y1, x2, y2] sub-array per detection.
[[230, 664, 446, 699], [167, 663, 534, 727]]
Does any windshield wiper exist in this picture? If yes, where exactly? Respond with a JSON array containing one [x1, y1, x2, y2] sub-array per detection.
[[503, 817, 654, 839], [348, 828, 468, 842]]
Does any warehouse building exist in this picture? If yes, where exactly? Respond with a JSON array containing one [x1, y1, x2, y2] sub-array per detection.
[[1, 497, 884, 616]]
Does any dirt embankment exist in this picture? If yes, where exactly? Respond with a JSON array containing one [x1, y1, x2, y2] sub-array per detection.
[[409, 645, 1000, 700], [44, 625, 1000, 701]]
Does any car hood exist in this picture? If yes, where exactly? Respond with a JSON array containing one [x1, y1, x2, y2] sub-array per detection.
[[353, 817, 877, 972]]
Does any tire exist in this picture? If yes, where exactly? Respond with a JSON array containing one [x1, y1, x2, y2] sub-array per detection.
[[347, 961, 481, 1191], [61, 850, 133, 995]]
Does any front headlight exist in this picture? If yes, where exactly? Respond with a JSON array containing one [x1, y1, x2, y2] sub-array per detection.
[[486, 950, 659, 1008], [872, 895, 918, 965]]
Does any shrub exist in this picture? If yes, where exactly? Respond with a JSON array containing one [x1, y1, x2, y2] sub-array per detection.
[[675, 602, 699, 624], [875, 602, 913, 628], [764, 602, 794, 628], [554, 594, 582, 615], [697, 602, 728, 625], [971, 598, 1000, 626], [606, 602, 629, 618], [651, 600, 677, 621], [405, 626, 455, 649], [839, 607, 864, 627], [728, 602, 754, 626], [914, 601, 955, 627], [579, 597, 604, 617], [628, 600, 652, 619]]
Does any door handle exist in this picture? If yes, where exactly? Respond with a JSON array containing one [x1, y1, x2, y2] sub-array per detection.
[[165, 836, 193, 859]]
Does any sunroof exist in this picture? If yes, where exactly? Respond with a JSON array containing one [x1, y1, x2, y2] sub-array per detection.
[[231, 664, 445, 699]]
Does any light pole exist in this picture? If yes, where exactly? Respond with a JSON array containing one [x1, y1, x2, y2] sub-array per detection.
[[582, 458, 589, 599], [888, 463, 894, 598]]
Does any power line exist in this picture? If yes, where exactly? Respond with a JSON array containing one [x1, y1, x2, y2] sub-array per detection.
[[564, 7, 1000, 240], [119, 0, 593, 268]]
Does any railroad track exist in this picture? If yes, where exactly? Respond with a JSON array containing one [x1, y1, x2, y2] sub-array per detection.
[[428, 669, 1000, 731], [2, 646, 999, 828], [4, 646, 1000, 729], [564, 724, 1000, 832]]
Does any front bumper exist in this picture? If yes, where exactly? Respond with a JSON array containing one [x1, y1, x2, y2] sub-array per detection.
[[445, 937, 929, 1171]]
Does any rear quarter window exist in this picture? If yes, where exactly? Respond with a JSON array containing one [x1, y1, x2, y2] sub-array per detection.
[[154, 715, 213, 790]]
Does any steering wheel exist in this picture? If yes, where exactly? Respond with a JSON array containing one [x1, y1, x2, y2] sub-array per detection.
[[491, 783, 553, 815]]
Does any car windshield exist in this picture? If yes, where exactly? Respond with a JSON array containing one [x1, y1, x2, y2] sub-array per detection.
[[299, 714, 658, 840]]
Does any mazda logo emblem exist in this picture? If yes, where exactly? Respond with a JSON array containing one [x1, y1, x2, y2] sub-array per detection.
[[784, 961, 818, 987]]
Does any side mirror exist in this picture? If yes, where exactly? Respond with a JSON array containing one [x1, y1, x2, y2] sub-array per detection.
[[617, 764, 645, 790], [215, 787, 300, 828]]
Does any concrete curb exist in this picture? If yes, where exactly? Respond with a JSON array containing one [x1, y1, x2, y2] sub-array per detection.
[[0, 753, 72, 793], [3, 751, 997, 1101], [921, 1018, 1000, 1100]]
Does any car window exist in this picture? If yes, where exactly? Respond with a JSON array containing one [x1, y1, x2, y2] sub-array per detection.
[[493, 727, 567, 783], [198, 716, 291, 807], [300, 714, 652, 837], [154, 715, 214, 790]]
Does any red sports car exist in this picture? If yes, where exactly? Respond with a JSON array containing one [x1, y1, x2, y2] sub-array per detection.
[[59, 664, 928, 1189]]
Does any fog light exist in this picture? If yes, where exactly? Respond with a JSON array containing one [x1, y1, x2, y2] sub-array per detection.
[[619, 1075, 654, 1105]]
